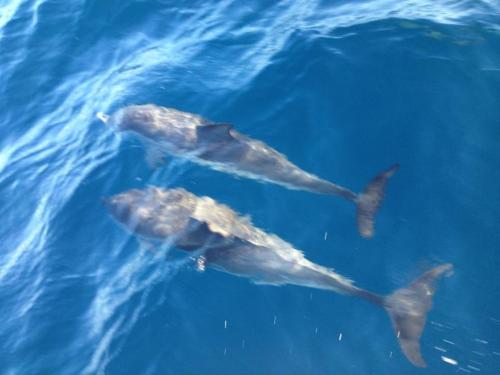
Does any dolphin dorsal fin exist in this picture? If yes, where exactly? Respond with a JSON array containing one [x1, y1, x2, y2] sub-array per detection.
[[197, 123, 235, 142]]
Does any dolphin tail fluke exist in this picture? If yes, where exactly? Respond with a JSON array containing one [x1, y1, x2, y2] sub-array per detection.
[[383, 264, 453, 367], [355, 163, 399, 238]]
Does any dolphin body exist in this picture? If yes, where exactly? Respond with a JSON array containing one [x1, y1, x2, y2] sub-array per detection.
[[104, 186, 453, 367], [98, 104, 399, 238]]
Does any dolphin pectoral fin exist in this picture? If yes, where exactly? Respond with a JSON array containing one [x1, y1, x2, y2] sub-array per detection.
[[197, 124, 235, 143], [383, 264, 453, 367], [356, 163, 399, 238], [145, 146, 167, 169]]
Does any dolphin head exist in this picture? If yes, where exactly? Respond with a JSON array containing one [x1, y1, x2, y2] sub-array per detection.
[[102, 191, 141, 226], [98, 105, 156, 134], [103, 188, 197, 240]]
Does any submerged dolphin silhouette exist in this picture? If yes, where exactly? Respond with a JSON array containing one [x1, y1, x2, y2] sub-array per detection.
[[97, 105, 399, 238], [104, 187, 453, 367]]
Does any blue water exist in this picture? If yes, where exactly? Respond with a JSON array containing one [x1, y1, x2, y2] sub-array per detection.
[[1, 0, 500, 374]]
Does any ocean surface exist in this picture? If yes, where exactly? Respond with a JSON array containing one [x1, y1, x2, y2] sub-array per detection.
[[1, 0, 500, 374]]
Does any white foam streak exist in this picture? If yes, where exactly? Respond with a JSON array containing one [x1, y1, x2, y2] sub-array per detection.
[[0, 0, 24, 31], [0, 0, 496, 372], [83, 249, 191, 374], [0, 194, 49, 281], [84, 315, 125, 375], [310, 0, 491, 30]]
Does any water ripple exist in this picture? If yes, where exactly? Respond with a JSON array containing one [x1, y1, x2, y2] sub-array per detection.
[[0, 0, 499, 373]]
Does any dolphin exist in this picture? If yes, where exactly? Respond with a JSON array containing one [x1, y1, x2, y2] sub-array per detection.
[[97, 104, 399, 238], [104, 186, 453, 367]]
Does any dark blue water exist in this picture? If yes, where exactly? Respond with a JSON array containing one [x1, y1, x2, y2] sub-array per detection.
[[1, 1, 500, 374]]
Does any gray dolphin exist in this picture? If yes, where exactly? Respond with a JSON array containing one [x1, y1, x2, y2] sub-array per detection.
[[104, 186, 453, 367], [97, 104, 399, 238]]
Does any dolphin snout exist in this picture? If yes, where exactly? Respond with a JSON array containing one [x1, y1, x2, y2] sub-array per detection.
[[97, 112, 110, 124]]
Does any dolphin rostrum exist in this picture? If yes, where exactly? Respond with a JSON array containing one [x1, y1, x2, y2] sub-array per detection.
[[104, 186, 453, 367], [97, 105, 399, 238]]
